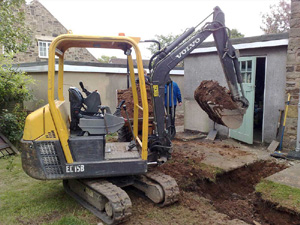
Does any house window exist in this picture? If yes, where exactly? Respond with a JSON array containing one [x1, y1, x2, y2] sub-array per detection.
[[38, 41, 51, 58]]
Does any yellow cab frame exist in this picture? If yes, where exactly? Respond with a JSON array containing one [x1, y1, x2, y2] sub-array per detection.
[[47, 34, 149, 163]]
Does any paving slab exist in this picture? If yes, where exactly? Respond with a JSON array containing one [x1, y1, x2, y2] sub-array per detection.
[[266, 163, 300, 189], [199, 141, 261, 172], [174, 133, 271, 173]]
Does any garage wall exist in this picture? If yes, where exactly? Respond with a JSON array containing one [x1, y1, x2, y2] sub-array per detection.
[[25, 70, 184, 115], [184, 45, 287, 143]]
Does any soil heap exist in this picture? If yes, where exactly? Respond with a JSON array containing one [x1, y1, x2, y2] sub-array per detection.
[[194, 80, 240, 126], [117, 85, 154, 118]]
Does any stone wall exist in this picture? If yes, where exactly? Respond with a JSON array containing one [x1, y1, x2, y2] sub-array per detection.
[[285, 0, 300, 148], [14, 0, 97, 63]]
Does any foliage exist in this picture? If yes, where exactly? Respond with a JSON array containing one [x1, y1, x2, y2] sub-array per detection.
[[147, 33, 185, 67], [0, 54, 34, 108], [230, 29, 245, 38], [260, 0, 291, 34], [0, 55, 34, 143], [147, 33, 179, 55], [98, 55, 117, 63], [0, 1, 33, 143], [0, 0, 31, 53], [0, 105, 27, 143]]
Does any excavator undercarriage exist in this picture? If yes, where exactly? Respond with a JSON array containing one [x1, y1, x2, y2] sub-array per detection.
[[64, 171, 179, 224]]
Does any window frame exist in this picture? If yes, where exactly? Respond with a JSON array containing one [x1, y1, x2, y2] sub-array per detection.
[[38, 41, 51, 58]]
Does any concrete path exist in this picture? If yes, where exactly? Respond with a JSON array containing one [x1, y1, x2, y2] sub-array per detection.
[[266, 163, 300, 189], [175, 131, 271, 173]]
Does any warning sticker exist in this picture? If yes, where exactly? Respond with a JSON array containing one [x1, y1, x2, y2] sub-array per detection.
[[153, 85, 159, 97]]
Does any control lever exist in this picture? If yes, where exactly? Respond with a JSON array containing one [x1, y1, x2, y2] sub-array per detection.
[[79, 81, 91, 96], [114, 100, 126, 116], [123, 105, 136, 150]]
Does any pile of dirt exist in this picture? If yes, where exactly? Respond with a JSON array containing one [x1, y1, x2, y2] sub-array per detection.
[[194, 80, 240, 126], [156, 139, 299, 225], [117, 85, 154, 119]]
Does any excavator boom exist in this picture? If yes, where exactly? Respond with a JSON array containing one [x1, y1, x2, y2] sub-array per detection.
[[145, 6, 249, 162], [150, 6, 248, 136]]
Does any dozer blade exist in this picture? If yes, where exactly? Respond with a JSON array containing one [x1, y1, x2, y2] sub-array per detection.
[[194, 80, 247, 129]]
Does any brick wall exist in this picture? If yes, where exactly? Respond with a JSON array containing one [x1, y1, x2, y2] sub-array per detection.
[[285, 0, 300, 148], [14, 0, 97, 63]]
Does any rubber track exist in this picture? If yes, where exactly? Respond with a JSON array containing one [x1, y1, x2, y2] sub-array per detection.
[[144, 171, 179, 206], [64, 179, 132, 225]]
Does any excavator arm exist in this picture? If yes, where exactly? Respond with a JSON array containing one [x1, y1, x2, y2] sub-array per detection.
[[148, 6, 249, 162]]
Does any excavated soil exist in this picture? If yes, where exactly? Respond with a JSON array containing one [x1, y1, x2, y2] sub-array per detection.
[[117, 85, 154, 118], [194, 80, 240, 125], [158, 140, 299, 225], [124, 139, 300, 225]]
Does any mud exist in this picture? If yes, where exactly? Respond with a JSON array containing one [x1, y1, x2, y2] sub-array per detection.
[[117, 85, 154, 118], [195, 161, 299, 225], [155, 140, 300, 225], [194, 80, 240, 125]]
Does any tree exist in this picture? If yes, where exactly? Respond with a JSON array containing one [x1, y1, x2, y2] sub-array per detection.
[[0, 0, 31, 53], [147, 33, 185, 67], [230, 29, 245, 38], [147, 33, 179, 55], [0, 0, 34, 142], [260, 0, 291, 34], [98, 55, 117, 63]]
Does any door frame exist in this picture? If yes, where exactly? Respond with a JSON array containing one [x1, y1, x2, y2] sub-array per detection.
[[259, 56, 267, 143]]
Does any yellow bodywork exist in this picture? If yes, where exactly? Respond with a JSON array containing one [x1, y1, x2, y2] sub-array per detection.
[[23, 34, 149, 163]]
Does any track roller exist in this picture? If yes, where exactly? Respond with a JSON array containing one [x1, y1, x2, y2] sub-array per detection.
[[133, 171, 179, 206], [63, 179, 132, 225]]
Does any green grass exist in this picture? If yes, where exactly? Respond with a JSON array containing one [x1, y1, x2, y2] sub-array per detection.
[[0, 155, 97, 225], [256, 179, 300, 213], [181, 158, 224, 182], [198, 162, 224, 182], [46, 216, 90, 225]]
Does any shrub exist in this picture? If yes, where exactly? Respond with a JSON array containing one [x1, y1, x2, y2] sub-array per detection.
[[0, 55, 34, 143], [0, 105, 27, 143]]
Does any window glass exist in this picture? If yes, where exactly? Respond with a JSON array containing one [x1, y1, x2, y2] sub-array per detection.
[[38, 41, 51, 58]]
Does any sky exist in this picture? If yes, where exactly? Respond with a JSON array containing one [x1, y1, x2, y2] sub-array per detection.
[[31, 0, 282, 59]]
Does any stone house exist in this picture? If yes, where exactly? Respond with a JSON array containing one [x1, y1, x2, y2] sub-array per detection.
[[13, 0, 97, 63], [184, 0, 300, 148]]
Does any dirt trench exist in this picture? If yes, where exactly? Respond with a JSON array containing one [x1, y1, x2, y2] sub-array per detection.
[[164, 159, 300, 225]]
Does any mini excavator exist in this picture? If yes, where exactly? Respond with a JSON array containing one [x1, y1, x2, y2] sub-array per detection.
[[21, 6, 248, 224]]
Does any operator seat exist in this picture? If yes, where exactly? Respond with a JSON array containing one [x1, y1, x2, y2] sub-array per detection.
[[68, 87, 102, 131]]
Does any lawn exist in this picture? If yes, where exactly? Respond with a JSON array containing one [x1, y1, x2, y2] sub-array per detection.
[[256, 179, 300, 214], [0, 155, 97, 225]]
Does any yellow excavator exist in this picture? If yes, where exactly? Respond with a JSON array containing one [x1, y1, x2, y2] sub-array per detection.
[[21, 6, 248, 224]]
